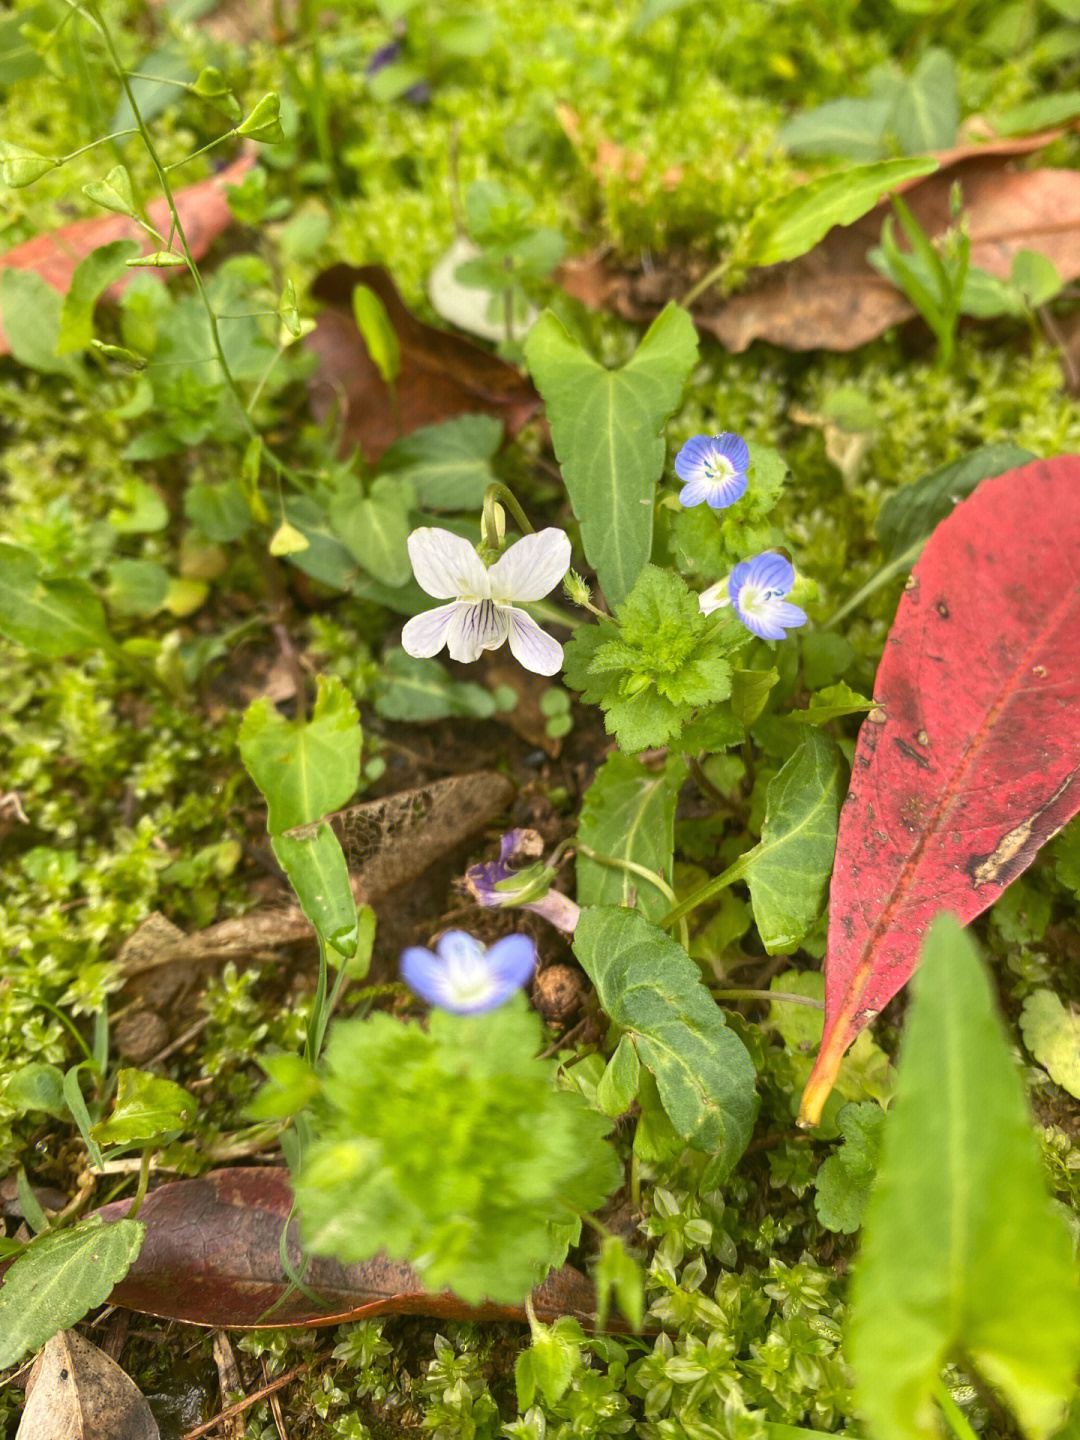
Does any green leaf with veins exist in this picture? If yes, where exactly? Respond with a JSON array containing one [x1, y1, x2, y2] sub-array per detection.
[[573, 906, 758, 1177], [563, 566, 739, 753], [239, 674, 361, 834], [577, 750, 687, 923], [0, 1218, 146, 1369], [525, 304, 697, 606]]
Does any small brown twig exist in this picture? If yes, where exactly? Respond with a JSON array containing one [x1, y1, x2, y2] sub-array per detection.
[[180, 1362, 310, 1439]]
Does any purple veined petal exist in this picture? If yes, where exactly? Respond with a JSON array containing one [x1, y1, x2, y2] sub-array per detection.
[[673, 435, 719, 484], [505, 608, 563, 675], [407, 528, 489, 600], [400, 945, 456, 1008], [713, 431, 750, 471], [483, 932, 538, 995], [486, 529, 572, 603], [698, 580, 731, 616], [400, 602, 463, 659], [678, 478, 713, 508], [736, 551, 795, 596], [703, 470, 748, 509], [445, 598, 509, 663], [734, 593, 807, 641]]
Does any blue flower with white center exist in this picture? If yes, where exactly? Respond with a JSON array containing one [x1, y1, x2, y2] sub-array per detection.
[[674, 432, 750, 510], [699, 552, 808, 641], [400, 931, 537, 1014]]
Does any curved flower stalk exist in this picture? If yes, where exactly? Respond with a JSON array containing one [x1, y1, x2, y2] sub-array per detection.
[[699, 551, 807, 640], [400, 930, 537, 1013], [465, 829, 581, 935], [401, 527, 572, 675], [674, 432, 750, 509]]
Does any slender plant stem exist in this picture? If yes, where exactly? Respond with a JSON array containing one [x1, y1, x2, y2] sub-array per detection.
[[577, 845, 691, 952], [126, 1148, 153, 1221], [932, 1379, 981, 1440]]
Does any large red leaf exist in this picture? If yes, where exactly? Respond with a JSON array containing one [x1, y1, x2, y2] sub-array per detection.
[[91, 1167, 624, 1330], [799, 456, 1080, 1125]]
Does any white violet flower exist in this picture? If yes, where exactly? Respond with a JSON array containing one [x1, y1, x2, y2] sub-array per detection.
[[401, 527, 572, 675]]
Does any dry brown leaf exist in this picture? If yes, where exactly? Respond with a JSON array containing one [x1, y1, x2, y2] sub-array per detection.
[[17, 1330, 159, 1440], [0, 153, 254, 355], [558, 134, 1079, 353], [305, 264, 540, 463]]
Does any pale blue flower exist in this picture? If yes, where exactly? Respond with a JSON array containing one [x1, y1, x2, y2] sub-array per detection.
[[400, 930, 536, 1014], [699, 552, 807, 640], [674, 432, 749, 510], [401, 527, 571, 675]]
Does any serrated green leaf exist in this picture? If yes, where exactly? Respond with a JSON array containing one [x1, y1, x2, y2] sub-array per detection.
[[1020, 990, 1080, 1098], [272, 822, 359, 957], [577, 751, 687, 923], [379, 414, 503, 510], [573, 906, 758, 1174], [0, 544, 113, 658], [239, 675, 362, 834], [0, 1217, 145, 1369], [741, 157, 939, 267], [525, 305, 698, 605], [91, 1068, 196, 1147], [850, 916, 1080, 1440], [814, 1101, 885, 1233]]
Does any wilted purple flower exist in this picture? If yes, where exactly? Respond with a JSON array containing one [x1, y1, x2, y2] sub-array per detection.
[[700, 551, 807, 640], [400, 930, 536, 1014], [465, 829, 580, 935], [674, 432, 749, 510]]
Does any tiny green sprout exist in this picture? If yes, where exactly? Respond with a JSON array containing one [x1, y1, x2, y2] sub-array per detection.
[[236, 93, 285, 145]]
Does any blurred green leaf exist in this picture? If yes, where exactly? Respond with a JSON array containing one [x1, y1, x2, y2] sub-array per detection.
[[850, 915, 1080, 1440], [0, 544, 113, 658], [91, 1069, 196, 1147]]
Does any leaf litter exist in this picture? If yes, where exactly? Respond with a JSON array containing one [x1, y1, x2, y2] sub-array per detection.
[[558, 132, 1080, 352]]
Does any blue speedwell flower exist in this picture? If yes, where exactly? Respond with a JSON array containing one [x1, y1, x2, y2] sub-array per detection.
[[699, 552, 807, 641], [400, 930, 537, 1014], [674, 432, 750, 510]]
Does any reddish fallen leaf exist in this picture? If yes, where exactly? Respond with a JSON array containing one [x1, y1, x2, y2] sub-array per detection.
[[305, 264, 540, 464], [558, 133, 1077, 353], [91, 1167, 626, 1330], [799, 455, 1080, 1125], [0, 153, 254, 355]]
